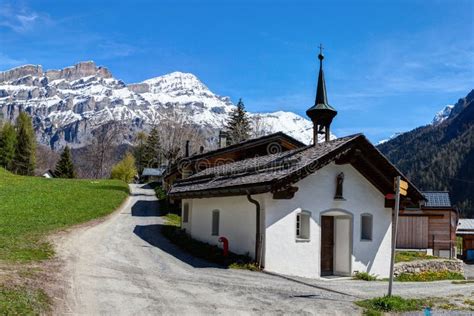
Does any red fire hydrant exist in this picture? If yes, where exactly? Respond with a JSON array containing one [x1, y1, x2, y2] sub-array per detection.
[[218, 237, 229, 257]]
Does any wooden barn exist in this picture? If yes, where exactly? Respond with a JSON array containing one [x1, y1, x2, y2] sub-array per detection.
[[457, 219, 474, 262], [397, 191, 458, 258]]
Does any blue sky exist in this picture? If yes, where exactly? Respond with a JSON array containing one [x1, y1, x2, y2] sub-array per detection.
[[0, 0, 473, 142]]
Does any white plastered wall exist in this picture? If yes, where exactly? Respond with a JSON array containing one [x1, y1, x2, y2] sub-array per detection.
[[263, 162, 392, 279], [181, 195, 264, 258], [183, 162, 392, 279]]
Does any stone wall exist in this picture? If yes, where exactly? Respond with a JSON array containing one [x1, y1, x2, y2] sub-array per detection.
[[394, 259, 464, 276]]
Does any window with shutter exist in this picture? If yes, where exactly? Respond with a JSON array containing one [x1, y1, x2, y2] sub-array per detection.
[[296, 210, 311, 240]]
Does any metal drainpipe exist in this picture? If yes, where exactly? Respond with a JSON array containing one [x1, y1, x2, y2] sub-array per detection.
[[246, 192, 261, 267]]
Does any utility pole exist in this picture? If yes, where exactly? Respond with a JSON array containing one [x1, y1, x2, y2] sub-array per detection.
[[388, 176, 408, 296]]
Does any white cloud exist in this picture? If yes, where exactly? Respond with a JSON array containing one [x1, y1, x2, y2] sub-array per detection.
[[0, 3, 50, 33]]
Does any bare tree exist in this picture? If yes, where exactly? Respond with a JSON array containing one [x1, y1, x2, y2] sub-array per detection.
[[251, 114, 272, 138], [86, 122, 124, 179], [152, 112, 206, 165], [35, 145, 60, 174]]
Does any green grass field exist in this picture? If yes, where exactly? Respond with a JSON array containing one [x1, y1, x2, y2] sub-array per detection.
[[0, 168, 129, 262], [0, 168, 129, 314]]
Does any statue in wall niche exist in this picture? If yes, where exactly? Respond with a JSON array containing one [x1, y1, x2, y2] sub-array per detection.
[[334, 172, 344, 200]]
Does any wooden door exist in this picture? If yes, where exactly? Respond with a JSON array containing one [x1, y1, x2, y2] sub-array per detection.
[[321, 216, 334, 276]]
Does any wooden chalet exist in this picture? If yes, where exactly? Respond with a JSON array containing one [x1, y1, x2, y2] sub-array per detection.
[[397, 191, 458, 258], [163, 132, 305, 191]]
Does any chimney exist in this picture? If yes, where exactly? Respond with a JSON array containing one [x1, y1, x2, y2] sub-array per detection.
[[219, 131, 228, 148], [185, 140, 190, 157]]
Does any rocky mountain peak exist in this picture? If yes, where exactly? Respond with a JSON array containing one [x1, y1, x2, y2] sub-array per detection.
[[0, 64, 44, 82], [0, 61, 113, 84], [432, 104, 454, 125], [45, 61, 112, 81], [142, 71, 213, 97], [0, 61, 314, 149]]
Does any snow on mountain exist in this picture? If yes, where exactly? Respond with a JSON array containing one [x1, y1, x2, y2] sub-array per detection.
[[0, 62, 314, 149], [377, 132, 403, 145], [432, 104, 454, 125], [377, 104, 457, 145]]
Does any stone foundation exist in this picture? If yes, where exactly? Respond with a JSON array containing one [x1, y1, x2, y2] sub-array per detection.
[[394, 259, 464, 277]]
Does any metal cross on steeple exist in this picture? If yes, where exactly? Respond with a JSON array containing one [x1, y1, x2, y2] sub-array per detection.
[[318, 43, 324, 55]]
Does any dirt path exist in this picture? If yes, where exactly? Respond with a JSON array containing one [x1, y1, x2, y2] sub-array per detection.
[[54, 184, 360, 315], [54, 184, 473, 315]]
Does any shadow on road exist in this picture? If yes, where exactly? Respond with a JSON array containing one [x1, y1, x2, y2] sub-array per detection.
[[133, 224, 222, 269], [131, 200, 162, 217]]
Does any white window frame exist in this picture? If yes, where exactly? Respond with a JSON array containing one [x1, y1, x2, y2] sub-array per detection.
[[211, 210, 220, 236], [296, 210, 311, 241], [360, 213, 373, 241]]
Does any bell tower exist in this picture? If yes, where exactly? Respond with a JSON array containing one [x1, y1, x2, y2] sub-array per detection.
[[306, 44, 337, 144]]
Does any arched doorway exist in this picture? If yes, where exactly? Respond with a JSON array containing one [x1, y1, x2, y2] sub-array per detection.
[[320, 209, 353, 277]]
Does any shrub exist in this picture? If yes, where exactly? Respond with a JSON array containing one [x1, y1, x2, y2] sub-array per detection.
[[356, 295, 431, 314], [155, 186, 167, 200], [164, 213, 180, 227], [353, 271, 377, 281], [395, 271, 465, 282], [111, 152, 137, 183]]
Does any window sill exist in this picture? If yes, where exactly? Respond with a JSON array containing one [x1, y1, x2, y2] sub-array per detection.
[[360, 239, 372, 242], [296, 238, 311, 243]]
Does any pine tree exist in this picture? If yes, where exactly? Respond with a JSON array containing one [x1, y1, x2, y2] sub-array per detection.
[[0, 122, 17, 171], [143, 127, 162, 168], [54, 146, 76, 178], [225, 98, 251, 144], [13, 112, 36, 175], [111, 152, 137, 183]]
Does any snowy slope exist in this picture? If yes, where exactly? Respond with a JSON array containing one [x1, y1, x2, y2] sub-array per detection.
[[377, 104, 456, 145], [432, 104, 454, 125], [0, 62, 315, 148]]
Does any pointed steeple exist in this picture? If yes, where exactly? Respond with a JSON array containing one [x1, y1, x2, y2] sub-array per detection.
[[315, 47, 329, 106], [306, 44, 337, 144]]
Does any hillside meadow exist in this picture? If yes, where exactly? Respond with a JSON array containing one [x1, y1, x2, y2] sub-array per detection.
[[0, 168, 129, 314]]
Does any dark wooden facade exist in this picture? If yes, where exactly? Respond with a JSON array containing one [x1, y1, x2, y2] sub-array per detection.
[[397, 207, 457, 256], [164, 132, 305, 191], [460, 235, 474, 261]]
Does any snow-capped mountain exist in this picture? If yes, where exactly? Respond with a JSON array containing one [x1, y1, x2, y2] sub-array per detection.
[[432, 104, 454, 125], [377, 103, 457, 145], [0, 61, 314, 149]]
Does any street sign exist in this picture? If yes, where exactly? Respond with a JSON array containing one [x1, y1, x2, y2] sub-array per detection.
[[394, 178, 408, 196]]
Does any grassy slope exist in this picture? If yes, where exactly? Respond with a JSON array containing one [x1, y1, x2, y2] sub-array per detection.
[[0, 168, 129, 261]]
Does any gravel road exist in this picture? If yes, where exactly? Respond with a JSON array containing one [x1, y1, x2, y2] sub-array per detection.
[[55, 184, 473, 315]]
